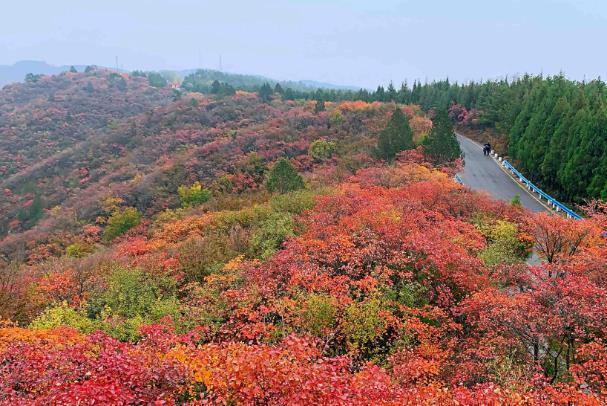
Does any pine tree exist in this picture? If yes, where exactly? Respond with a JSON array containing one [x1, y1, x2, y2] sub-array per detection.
[[376, 128, 395, 161], [266, 158, 305, 193], [211, 80, 221, 94], [314, 99, 326, 113], [85, 82, 95, 94], [391, 109, 414, 153], [376, 86, 386, 102], [423, 110, 462, 164], [387, 82, 397, 101], [259, 82, 273, 103], [375, 108, 414, 161]]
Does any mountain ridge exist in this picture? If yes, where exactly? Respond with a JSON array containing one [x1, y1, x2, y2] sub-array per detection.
[[0, 60, 359, 90]]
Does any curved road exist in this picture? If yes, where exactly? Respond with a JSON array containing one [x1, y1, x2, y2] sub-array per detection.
[[457, 134, 548, 213]]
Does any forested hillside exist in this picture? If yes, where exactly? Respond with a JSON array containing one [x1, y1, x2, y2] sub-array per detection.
[[180, 69, 356, 94], [0, 71, 432, 263], [385, 76, 607, 203], [1, 70, 607, 404], [263, 75, 607, 203]]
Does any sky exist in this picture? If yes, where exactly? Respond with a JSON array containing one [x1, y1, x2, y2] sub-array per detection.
[[1, 0, 606, 88]]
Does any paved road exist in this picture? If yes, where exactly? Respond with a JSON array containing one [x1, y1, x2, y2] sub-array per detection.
[[457, 134, 548, 213]]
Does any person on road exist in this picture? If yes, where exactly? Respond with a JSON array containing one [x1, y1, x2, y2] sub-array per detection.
[[483, 143, 490, 156]]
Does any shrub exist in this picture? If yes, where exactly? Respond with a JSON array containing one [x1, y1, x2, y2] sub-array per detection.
[[103, 207, 141, 241], [248, 212, 295, 260], [477, 220, 530, 265], [30, 302, 98, 333], [178, 182, 212, 208], [328, 110, 344, 127], [299, 294, 338, 338], [65, 242, 93, 258], [511, 194, 522, 207], [85, 268, 181, 340], [308, 139, 337, 161], [270, 190, 317, 214], [342, 297, 389, 360]]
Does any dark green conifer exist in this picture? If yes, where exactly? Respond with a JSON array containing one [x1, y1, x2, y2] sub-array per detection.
[[266, 158, 305, 193], [423, 110, 462, 164], [376, 108, 414, 161], [259, 82, 273, 103]]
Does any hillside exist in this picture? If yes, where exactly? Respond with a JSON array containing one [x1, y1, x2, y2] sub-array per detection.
[[0, 61, 358, 91], [0, 68, 175, 242], [0, 61, 94, 87], [1, 72, 607, 404], [0, 72, 432, 262], [180, 68, 359, 93]]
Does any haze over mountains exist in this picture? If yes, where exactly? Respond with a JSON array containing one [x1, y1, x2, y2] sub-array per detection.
[[0, 60, 359, 90]]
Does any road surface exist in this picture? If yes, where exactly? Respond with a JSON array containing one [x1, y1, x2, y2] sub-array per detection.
[[456, 134, 548, 213]]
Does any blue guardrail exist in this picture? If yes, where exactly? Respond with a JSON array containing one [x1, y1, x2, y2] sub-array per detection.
[[500, 159, 582, 220]]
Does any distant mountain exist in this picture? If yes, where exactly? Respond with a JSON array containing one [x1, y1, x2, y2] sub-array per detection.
[[180, 69, 360, 94], [296, 79, 359, 91], [0, 61, 359, 91], [179, 69, 359, 91], [0, 60, 93, 87]]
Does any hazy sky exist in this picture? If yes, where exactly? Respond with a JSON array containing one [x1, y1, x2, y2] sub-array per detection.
[[1, 0, 606, 88]]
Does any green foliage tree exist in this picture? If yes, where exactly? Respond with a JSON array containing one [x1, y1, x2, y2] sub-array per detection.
[[476, 220, 530, 266], [315, 99, 326, 113], [103, 207, 141, 241], [308, 139, 337, 161], [248, 212, 295, 259], [300, 294, 338, 338], [108, 73, 127, 91], [25, 73, 42, 83], [146, 71, 168, 88], [328, 111, 344, 128], [510, 194, 522, 207], [244, 152, 266, 184], [86, 268, 180, 341], [376, 108, 414, 161], [258, 82, 273, 103], [65, 242, 93, 258], [178, 182, 212, 208], [211, 80, 221, 94], [266, 158, 305, 194], [84, 81, 95, 94], [423, 110, 462, 164], [30, 302, 97, 333], [17, 193, 44, 228]]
